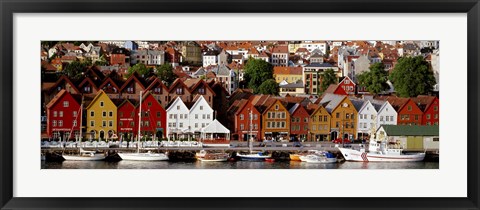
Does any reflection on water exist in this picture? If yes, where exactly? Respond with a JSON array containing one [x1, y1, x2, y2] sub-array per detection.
[[42, 160, 439, 170]]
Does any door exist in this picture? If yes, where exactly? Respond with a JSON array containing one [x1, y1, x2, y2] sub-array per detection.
[[407, 136, 424, 150]]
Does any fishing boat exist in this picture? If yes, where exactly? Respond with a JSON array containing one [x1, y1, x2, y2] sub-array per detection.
[[62, 99, 106, 161], [337, 121, 425, 162], [198, 152, 229, 162], [118, 91, 169, 161], [304, 152, 337, 163], [195, 150, 207, 159]]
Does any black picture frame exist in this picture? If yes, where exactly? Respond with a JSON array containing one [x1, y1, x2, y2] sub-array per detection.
[[1, 0, 479, 209]]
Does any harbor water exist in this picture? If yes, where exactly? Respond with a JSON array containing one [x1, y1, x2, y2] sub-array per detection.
[[41, 160, 439, 169]]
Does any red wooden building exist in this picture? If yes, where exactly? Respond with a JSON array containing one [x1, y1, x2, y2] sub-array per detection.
[[338, 76, 356, 95], [117, 99, 137, 141], [234, 96, 263, 141], [289, 103, 309, 141], [387, 97, 423, 125], [46, 90, 81, 140], [136, 91, 167, 139], [412, 95, 439, 125]]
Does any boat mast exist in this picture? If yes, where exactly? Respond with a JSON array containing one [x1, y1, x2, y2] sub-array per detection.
[[249, 108, 253, 153], [79, 96, 83, 147], [137, 91, 143, 153]]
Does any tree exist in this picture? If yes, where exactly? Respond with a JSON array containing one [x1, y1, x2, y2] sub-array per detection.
[[155, 62, 177, 86], [320, 69, 337, 93], [389, 56, 436, 97], [93, 55, 109, 66], [243, 58, 274, 93], [127, 63, 153, 78], [357, 63, 390, 94], [62, 60, 87, 80], [257, 79, 279, 95]]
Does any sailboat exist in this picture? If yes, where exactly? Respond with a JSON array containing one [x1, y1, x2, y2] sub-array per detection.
[[236, 109, 271, 161], [63, 99, 106, 161], [118, 91, 169, 161]]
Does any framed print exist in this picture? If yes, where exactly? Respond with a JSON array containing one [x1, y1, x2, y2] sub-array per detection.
[[1, 0, 479, 209]]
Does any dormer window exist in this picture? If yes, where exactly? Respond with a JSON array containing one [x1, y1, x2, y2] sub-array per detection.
[[199, 87, 205, 95], [176, 87, 183, 95], [154, 87, 161, 94], [127, 87, 134, 93], [84, 86, 91, 93], [275, 105, 279, 110]]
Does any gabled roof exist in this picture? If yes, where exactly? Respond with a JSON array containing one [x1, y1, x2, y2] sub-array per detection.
[[380, 125, 439, 136], [189, 95, 213, 113], [98, 76, 121, 91], [412, 95, 437, 112], [339, 76, 356, 86], [119, 72, 147, 92], [320, 93, 346, 113], [189, 79, 216, 96], [201, 119, 229, 134], [77, 77, 99, 91], [85, 90, 114, 110], [145, 77, 169, 92], [168, 78, 192, 94], [166, 96, 188, 112], [117, 98, 137, 109], [46, 90, 79, 109], [48, 75, 80, 94], [386, 97, 410, 112], [271, 46, 289, 54], [349, 97, 365, 112]]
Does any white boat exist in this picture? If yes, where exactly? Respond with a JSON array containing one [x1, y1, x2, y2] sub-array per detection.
[[118, 91, 168, 161], [63, 148, 105, 161], [195, 150, 207, 159], [61, 101, 106, 161], [304, 152, 337, 164], [118, 151, 169, 161], [298, 150, 323, 162], [337, 121, 425, 162], [236, 152, 271, 161]]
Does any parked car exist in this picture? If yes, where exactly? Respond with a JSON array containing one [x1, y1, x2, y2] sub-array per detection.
[[332, 138, 351, 144]]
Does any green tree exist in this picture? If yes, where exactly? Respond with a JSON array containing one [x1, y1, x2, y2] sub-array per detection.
[[93, 55, 109, 66], [155, 62, 177, 86], [357, 63, 390, 94], [127, 63, 153, 78], [257, 79, 279, 95], [320, 69, 337, 93], [62, 60, 87, 80], [243, 58, 274, 93], [389, 56, 436, 97]]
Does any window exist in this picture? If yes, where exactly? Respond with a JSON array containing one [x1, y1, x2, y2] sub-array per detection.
[[184, 114, 188, 119], [267, 122, 271, 128], [277, 122, 281, 128], [157, 112, 161, 117], [281, 112, 286, 119], [202, 123, 205, 128], [324, 116, 327, 121], [180, 114, 183, 119], [58, 120, 63, 127], [130, 122, 134, 126], [102, 111, 107, 117], [195, 123, 198, 128], [59, 111, 63, 117], [90, 121, 94, 126], [53, 111, 57, 117], [281, 122, 285, 128], [200, 106, 203, 110], [434, 114, 438, 119], [176, 88, 183, 94], [102, 121, 106, 127], [407, 105, 412, 111], [157, 121, 161, 127], [415, 115, 419, 120], [336, 122, 339, 127], [100, 101, 104, 107], [240, 114, 244, 120], [73, 120, 77, 127], [275, 105, 279, 110], [360, 115, 363, 119], [433, 137, 439, 141], [427, 122, 431, 125], [109, 111, 113, 117], [109, 121, 113, 127], [207, 114, 210, 119], [179, 123, 183, 128], [434, 106, 438, 111], [346, 113, 349, 119], [52, 120, 57, 127], [390, 116, 394, 121], [380, 116, 384, 121], [240, 124, 244, 130], [426, 114, 431, 119], [345, 123, 349, 129], [177, 105, 180, 110], [119, 121, 123, 126], [148, 102, 152, 107], [195, 114, 198, 119], [202, 114, 206, 119], [63, 101, 69, 107], [254, 114, 258, 120], [304, 118, 308, 123], [336, 113, 340, 118], [267, 112, 271, 119]]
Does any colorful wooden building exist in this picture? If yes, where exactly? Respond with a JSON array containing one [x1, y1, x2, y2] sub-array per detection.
[[137, 91, 167, 139], [261, 98, 290, 141], [386, 97, 423, 125], [289, 103, 309, 140], [85, 90, 117, 141], [412, 95, 439, 125], [46, 90, 81, 140], [117, 99, 137, 141]]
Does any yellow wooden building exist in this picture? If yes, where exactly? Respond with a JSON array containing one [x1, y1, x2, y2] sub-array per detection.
[[329, 96, 358, 140], [261, 99, 291, 141], [309, 105, 331, 141], [85, 90, 117, 141]]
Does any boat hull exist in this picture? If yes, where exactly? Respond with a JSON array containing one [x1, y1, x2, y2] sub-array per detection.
[[289, 154, 302, 161], [63, 154, 105, 161], [198, 158, 228, 162], [118, 153, 169, 161], [237, 154, 272, 161], [338, 148, 425, 162]]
